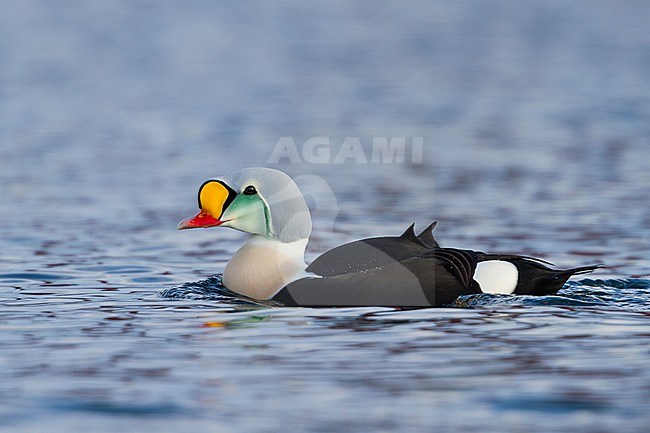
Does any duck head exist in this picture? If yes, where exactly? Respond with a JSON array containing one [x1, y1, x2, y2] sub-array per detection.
[[178, 167, 312, 243], [178, 167, 312, 299]]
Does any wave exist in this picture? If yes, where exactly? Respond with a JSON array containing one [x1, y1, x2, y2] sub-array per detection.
[[161, 275, 650, 312], [453, 278, 650, 311]]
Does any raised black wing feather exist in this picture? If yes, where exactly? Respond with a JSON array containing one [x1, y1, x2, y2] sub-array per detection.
[[416, 221, 440, 249]]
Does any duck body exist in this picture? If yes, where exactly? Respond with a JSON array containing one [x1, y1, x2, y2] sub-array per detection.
[[272, 223, 600, 307], [273, 223, 481, 307], [178, 167, 601, 307]]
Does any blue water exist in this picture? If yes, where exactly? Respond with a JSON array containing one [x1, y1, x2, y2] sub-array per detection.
[[1, 1, 649, 432]]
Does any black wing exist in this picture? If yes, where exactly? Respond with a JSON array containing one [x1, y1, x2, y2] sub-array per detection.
[[306, 229, 427, 278], [306, 222, 442, 277], [273, 247, 482, 308]]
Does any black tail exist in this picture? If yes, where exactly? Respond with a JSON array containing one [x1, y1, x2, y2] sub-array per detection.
[[558, 264, 604, 277], [512, 261, 604, 296]]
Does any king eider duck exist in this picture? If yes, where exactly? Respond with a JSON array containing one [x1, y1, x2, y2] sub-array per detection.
[[178, 167, 601, 307]]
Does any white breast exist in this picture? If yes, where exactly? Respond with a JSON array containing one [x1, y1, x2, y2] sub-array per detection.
[[473, 260, 519, 294], [223, 235, 308, 300]]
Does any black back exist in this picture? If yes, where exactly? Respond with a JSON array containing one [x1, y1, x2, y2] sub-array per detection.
[[272, 222, 482, 307]]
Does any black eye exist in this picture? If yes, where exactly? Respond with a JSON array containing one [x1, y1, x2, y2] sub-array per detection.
[[243, 185, 257, 195]]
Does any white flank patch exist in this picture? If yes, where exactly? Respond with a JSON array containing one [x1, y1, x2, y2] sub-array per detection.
[[473, 260, 519, 294]]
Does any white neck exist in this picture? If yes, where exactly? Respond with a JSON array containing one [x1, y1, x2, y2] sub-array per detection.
[[223, 235, 308, 300]]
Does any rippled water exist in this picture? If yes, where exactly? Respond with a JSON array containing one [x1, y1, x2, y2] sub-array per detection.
[[2, 1, 649, 432]]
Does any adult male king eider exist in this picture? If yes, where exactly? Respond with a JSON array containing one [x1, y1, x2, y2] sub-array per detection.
[[178, 167, 600, 307]]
